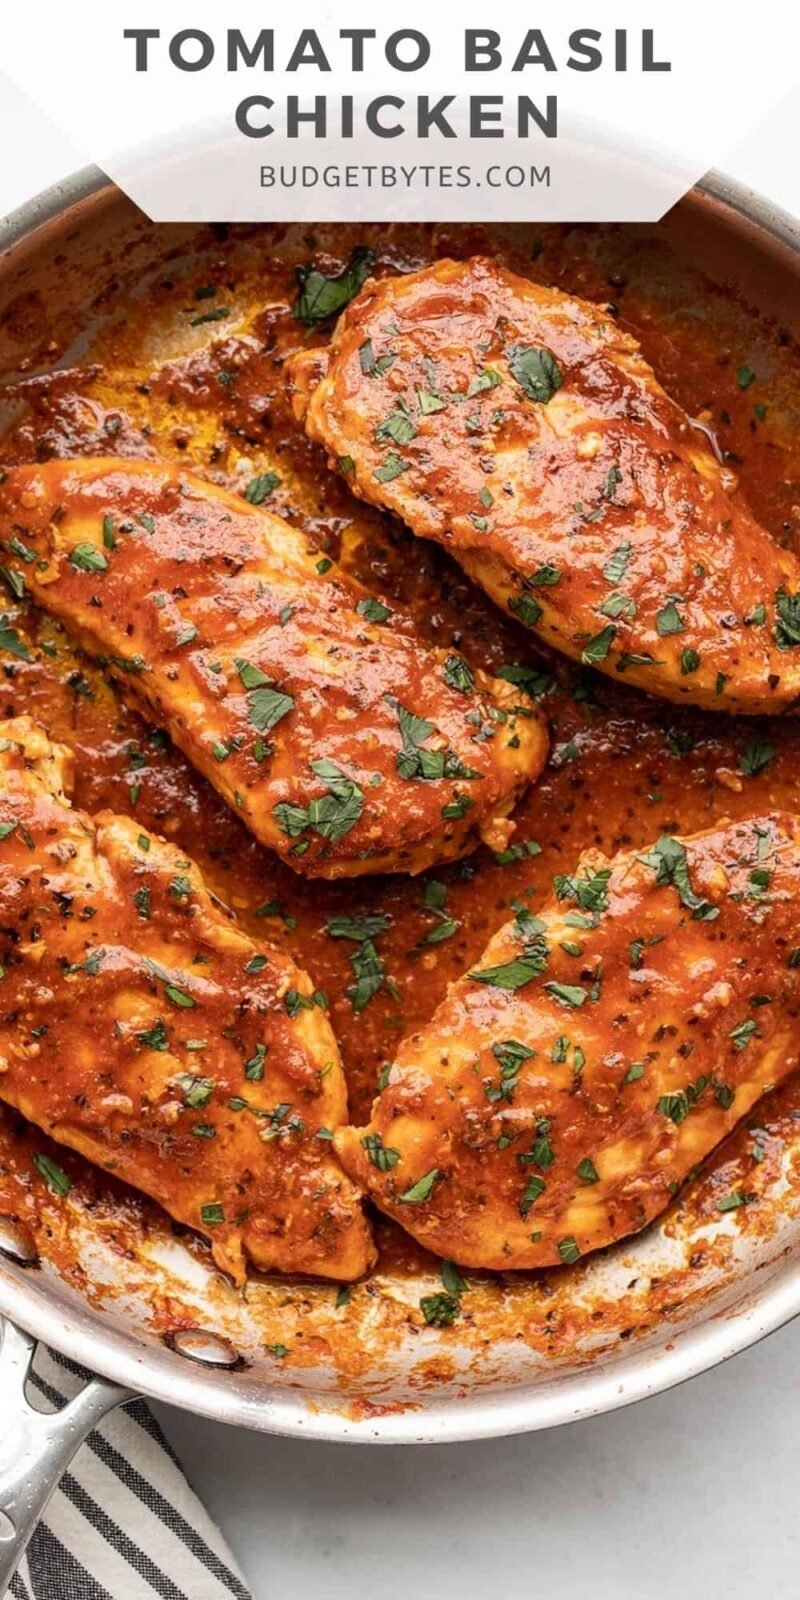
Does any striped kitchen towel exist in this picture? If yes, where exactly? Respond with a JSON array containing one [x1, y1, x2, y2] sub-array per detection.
[[5, 1347, 251, 1600]]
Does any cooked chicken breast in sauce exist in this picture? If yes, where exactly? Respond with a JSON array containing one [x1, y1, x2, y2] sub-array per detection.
[[336, 813, 800, 1270], [291, 255, 800, 715], [0, 717, 373, 1282], [0, 459, 547, 878]]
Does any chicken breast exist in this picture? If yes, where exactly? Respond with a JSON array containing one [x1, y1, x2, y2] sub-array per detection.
[[336, 813, 800, 1270], [0, 716, 373, 1283], [291, 255, 800, 715], [0, 459, 547, 877]]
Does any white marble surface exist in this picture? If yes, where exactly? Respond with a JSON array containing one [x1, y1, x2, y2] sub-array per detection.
[[2, 69, 800, 1599]]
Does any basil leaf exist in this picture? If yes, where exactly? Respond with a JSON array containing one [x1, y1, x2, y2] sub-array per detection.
[[557, 1236, 581, 1265], [362, 1132, 400, 1172], [308, 760, 364, 842], [443, 654, 475, 694], [356, 597, 392, 623], [544, 981, 587, 1009], [0, 622, 31, 661], [244, 472, 281, 504], [470, 942, 548, 990], [639, 834, 718, 921], [33, 1153, 71, 1196], [739, 740, 773, 776], [420, 1292, 460, 1327], [248, 685, 294, 732], [374, 451, 410, 484], [375, 410, 416, 446], [508, 594, 543, 628], [399, 1169, 439, 1204], [69, 544, 107, 574], [508, 345, 563, 404], [775, 590, 800, 650], [655, 599, 684, 636], [603, 542, 631, 585], [581, 624, 616, 665], [294, 247, 374, 324]]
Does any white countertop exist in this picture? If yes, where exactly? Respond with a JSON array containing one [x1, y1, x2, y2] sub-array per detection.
[[156, 1317, 800, 1599], [3, 69, 800, 1599]]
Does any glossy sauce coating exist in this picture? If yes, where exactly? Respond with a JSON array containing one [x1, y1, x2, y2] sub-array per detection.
[[0, 458, 546, 877], [0, 218, 799, 1349], [337, 814, 800, 1268], [0, 717, 372, 1282], [292, 255, 800, 715]]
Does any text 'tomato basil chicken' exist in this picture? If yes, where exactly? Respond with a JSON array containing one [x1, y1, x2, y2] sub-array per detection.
[[0, 459, 547, 877], [291, 255, 800, 714], [336, 814, 800, 1270], [0, 718, 373, 1283]]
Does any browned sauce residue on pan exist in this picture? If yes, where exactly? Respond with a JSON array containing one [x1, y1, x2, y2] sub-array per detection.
[[1, 216, 800, 1385]]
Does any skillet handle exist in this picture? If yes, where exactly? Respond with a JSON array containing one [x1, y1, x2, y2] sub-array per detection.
[[0, 1316, 133, 1592]]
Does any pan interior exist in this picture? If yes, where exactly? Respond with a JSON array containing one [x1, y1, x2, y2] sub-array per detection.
[[1, 181, 800, 1437]]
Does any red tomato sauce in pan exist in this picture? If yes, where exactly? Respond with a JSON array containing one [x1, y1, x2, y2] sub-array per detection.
[[0, 215, 799, 1377]]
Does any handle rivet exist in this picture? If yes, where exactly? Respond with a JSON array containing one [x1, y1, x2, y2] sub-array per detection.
[[165, 1329, 241, 1369]]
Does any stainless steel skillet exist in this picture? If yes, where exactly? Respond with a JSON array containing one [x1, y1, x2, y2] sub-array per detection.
[[0, 166, 799, 1590]]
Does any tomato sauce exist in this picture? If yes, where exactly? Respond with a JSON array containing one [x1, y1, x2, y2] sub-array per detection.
[[0, 215, 799, 1376]]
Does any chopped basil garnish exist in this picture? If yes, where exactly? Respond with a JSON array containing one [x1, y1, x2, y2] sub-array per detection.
[[165, 983, 196, 1009], [420, 1291, 461, 1327], [356, 597, 392, 623], [466, 368, 501, 397], [508, 345, 563, 404], [529, 564, 561, 587], [554, 868, 611, 916], [519, 1175, 546, 1217], [639, 835, 718, 921], [244, 472, 281, 504], [416, 386, 447, 414], [362, 1132, 400, 1171], [399, 1169, 439, 1204], [603, 542, 631, 584], [739, 740, 773, 776], [274, 762, 364, 849], [492, 1039, 534, 1074], [576, 1157, 599, 1185], [248, 685, 294, 732], [33, 1153, 71, 1196], [0, 622, 31, 661], [174, 1074, 215, 1108], [294, 247, 374, 324], [137, 1018, 168, 1051], [655, 599, 684, 636], [375, 409, 416, 446], [470, 939, 548, 991], [557, 1237, 580, 1265], [581, 624, 616, 665], [508, 594, 542, 628], [443, 654, 475, 694], [245, 1043, 267, 1081], [374, 451, 410, 484], [544, 981, 587, 1009], [775, 590, 800, 650], [308, 760, 364, 842], [69, 544, 107, 574]]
